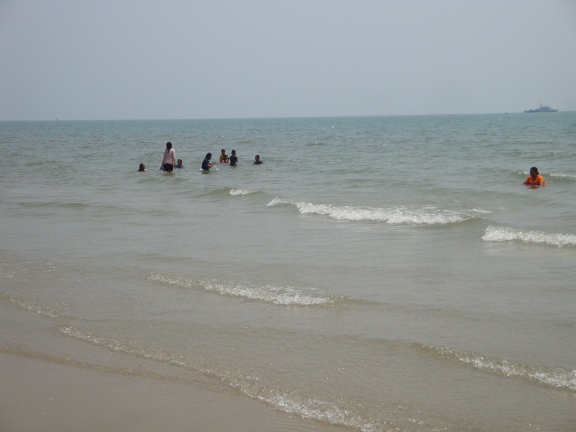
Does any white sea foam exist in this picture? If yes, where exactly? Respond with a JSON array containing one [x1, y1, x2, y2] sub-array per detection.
[[428, 345, 576, 391], [267, 198, 474, 225], [61, 325, 378, 431], [518, 171, 575, 180], [470, 207, 492, 214], [148, 272, 336, 306], [229, 188, 253, 196], [482, 226, 576, 247], [549, 172, 576, 179], [250, 391, 375, 432], [60, 326, 190, 368], [0, 293, 72, 320]]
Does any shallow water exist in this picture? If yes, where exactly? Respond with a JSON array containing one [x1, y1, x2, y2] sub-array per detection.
[[1, 114, 575, 431]]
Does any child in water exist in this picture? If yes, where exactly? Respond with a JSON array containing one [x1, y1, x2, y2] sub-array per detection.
[[524, 167, 546, 187], [229, 150, 238, 166], [219, 149, 229, 163], [176, 159, 185, 169], [138, 163, 146, 171], [253, 155, 262, 165]]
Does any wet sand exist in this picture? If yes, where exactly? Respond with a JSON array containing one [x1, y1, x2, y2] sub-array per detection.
[[0, 352, 331, 432]]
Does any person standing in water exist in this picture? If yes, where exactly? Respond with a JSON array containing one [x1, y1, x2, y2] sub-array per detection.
[[219, 149, 229, 163], [160, 142, 176, 172], [524, 167, 546, 187], [202, 152, 215, 171], [229, 149, 238, 166]]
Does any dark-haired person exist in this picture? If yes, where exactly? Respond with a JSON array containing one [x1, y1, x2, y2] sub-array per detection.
[[229, 149, 238, 166], [524, 167, 546, 188], [219, 149, 229, 163], [202, 153, 215, 171], [138, 163, 146, 172], [176, 159, 185, 169], [160, 142, 176, 172], [253, 154, 262, 165]]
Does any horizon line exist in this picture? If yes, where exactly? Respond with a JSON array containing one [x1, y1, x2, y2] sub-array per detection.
[[2, 111, 572, 122]]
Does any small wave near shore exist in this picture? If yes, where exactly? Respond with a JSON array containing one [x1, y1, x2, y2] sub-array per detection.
[[483, 225, 576, 247], [148, 272, 346, 306]]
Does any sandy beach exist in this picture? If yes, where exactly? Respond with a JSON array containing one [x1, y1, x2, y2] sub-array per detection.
[[0, 351, 331, 432]]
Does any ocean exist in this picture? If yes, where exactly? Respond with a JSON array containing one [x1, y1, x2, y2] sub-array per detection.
[[1, 113, 575, 431]]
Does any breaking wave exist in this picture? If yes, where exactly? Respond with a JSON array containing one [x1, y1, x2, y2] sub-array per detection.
[[0, 293, 74, 320], [229, 188, 254, 196], [424, 344, 576, 392], [548, 172, 576, 179], [267, 198, 483, 225], [59, 325, 381, 431], [148, 272, 343, 306], [482, 226, 576, 247]]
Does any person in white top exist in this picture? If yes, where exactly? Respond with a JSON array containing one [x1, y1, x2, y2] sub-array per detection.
[[160, 142, 176, 172]]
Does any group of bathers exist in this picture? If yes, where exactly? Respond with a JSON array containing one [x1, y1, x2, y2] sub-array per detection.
[[138, 143, 264, 173]]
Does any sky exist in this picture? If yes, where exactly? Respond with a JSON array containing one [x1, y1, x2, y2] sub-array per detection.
[[1, 0, 575, 120]]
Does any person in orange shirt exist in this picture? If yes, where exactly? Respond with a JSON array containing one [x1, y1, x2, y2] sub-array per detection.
[[524, 167, 546, 187]]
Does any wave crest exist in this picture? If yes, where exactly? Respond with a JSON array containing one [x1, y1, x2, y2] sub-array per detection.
[[267, 198, 480, 225], [148, 272, 339, 306], [0, 293, 73, 320], [482, 226, 576, 247], [229, 188, 253, 196], [425, 344, 576, 391], [60, 325, 379, 431], [549, 173, 576, 179]]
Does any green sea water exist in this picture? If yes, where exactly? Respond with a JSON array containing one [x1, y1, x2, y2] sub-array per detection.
[[1, 113, 575, 431]]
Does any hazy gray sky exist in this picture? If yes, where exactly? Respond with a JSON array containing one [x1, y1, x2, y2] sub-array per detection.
[[1, 0, 575, 120]]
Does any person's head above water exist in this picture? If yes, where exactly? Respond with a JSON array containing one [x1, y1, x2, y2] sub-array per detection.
[[205, 152, 212, 160], [138, 163, 146, 171], [530, 167, 539, 178], [177, 159, 183, 167], [221, 149, 226, 154], [166, 142, 172, 151], [231, 149, 236, 155]]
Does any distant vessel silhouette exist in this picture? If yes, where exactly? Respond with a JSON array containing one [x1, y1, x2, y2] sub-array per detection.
[[524, 104, 558, 113]]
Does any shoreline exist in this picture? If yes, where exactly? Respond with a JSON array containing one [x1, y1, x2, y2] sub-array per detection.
[[0, 352, 332, 432]]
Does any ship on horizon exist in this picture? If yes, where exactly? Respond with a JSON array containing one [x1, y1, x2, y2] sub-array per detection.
[[524, 104, 558, 113]]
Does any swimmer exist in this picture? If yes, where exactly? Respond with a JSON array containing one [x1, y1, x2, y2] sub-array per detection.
[[138, 163, 146, 172], [524, 167, 546, 187], [202, 152, 215, 171], [160, 142, 176, 172], [176, 159, 185, 169], [229, 149, 238, 166], [219, 149, 229, 163], [253, 154, 262, 165]]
